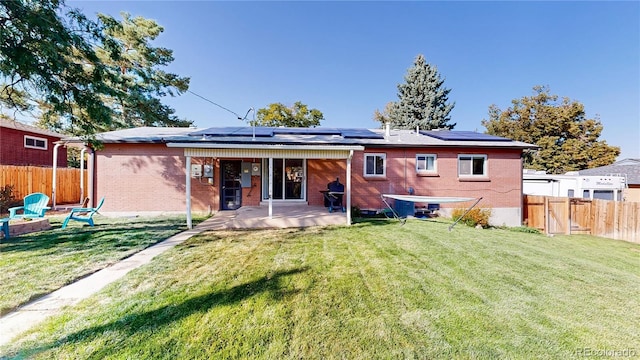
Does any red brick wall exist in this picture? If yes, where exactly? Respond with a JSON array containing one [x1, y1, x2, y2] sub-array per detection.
[[309, 147, 523, 211], [95, 144, 522, 216], [243, 173, 262, 206], [307, 159, 346, 206], [95, 144, 262, 213], [96, 144, 207, 213], [0, 127, 67, 167]]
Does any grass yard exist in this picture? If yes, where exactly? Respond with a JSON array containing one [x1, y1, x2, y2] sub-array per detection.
[[0, 215, 203, 315], [2, 219, 639, 359]]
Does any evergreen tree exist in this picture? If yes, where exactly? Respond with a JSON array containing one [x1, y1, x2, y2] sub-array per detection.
[[95, 12, 191, 129], [37, 12, 192, 134], [374, 54, 455, 130], [482, 86, 620, 174]]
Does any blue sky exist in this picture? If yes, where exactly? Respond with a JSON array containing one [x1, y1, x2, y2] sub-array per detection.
[[71, 1, 639, 160]]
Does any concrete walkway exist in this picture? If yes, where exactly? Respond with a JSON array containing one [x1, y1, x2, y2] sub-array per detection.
[[0, 206, 345, 347], [0, 213, 234, 347]]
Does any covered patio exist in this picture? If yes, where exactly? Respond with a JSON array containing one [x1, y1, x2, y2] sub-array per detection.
[[174, 143, 364, 229], [195, 204, 348, 231]]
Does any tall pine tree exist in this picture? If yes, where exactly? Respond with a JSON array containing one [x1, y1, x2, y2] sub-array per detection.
[[95, 12, 191, 129], [375, 54, 455, 130], [37, 12, 192, 134]]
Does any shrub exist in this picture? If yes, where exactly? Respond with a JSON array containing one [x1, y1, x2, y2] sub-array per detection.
[[0, 185, 19, 214], [451, 207, 492, 228], [508, 226, 542, 234]]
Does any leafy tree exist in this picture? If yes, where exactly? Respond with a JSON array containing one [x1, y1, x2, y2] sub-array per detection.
[[255, 101, 324, 127], [482, 86, 620, 174], [372, 101, 395, 126], [0, 85, 30, 112], [36, 12, 192, 134], [1, 1, 191, 142], [374, 54, 455, 130], [1, 0, 119, 140], [94, 12, 191, 129]]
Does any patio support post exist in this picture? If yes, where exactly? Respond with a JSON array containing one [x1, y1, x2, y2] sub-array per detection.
[[52, 143, 62, 209], [346, 150, 353, 226], [268, 157, 273, 218], [186, 156, 193, 229], [87, 148, 95, 206], [80, 147, 86, 203]]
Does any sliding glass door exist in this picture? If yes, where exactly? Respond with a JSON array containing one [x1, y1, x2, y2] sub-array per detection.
[[262, 159, 305, 200]]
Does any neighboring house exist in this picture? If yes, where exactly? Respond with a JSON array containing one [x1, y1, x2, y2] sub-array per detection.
[[0, 118, 68, 167], [522, 170, 627, 201], [577, 159, 640, 202], [68, 126, 535, 227]]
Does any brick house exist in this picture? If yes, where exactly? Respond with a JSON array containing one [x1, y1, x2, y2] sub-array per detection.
[[0, 118, 68, 167], [73, 126, 535, 227]]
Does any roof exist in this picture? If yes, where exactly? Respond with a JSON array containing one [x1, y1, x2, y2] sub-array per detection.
[[83, 126, 537, 150], [0, 118, 68, 139], [577, 159, 640, 185]]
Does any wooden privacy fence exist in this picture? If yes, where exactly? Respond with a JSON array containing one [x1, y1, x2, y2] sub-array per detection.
[[0, 165, 87, 205], [524, 195, 640, 244]]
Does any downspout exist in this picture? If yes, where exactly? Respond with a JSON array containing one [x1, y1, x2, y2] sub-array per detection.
[[52, 143, 63, 209], [520, 153, 524, 226], [346, 150, 353, 226]]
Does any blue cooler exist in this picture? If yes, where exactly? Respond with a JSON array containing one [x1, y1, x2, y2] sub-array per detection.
[[394, 200, 415, 218]]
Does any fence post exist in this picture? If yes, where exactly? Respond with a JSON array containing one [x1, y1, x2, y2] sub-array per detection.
[[614, 200, 619, 240], [27, 166, 33, 194], [544, 196, 549, 235], [565, 197, 571, 235]]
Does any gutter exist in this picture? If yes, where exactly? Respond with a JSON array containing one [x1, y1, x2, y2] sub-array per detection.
[[166, 143, 365, 151]]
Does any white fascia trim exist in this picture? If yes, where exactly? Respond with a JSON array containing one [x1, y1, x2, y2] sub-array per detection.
[[166, 143, 365, 151]]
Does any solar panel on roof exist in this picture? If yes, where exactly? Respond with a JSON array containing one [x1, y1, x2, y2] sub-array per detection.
[[273, 128, 342, 136], [341, 129, 385, 139], [420, 130, 512, 142], [188, 126, 384, 140], [189, 127, 274, 137]]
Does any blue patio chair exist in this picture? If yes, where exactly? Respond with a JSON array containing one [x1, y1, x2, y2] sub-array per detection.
[[9, 192, 51, 220], [61, 197, 105, 229]]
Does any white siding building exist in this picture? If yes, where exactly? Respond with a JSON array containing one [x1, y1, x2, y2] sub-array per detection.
[[523, 170, 626, 201]]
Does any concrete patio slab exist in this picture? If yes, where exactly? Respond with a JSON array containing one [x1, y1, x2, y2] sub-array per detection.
[[221, 205, 347, 229]]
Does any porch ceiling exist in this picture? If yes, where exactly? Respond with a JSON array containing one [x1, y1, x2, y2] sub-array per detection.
[[173, 144, 363, 159]]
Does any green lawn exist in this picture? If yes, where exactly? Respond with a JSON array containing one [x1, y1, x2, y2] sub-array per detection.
[[0, 215, 203, 315], [2, 219, 639, 359]]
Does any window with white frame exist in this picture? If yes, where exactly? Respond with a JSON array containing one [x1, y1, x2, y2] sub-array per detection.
[[364, 153, 386, 176], [24, 135, 47, 150], [458, 154, 487, 176], [416, 154, 437, 174]]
